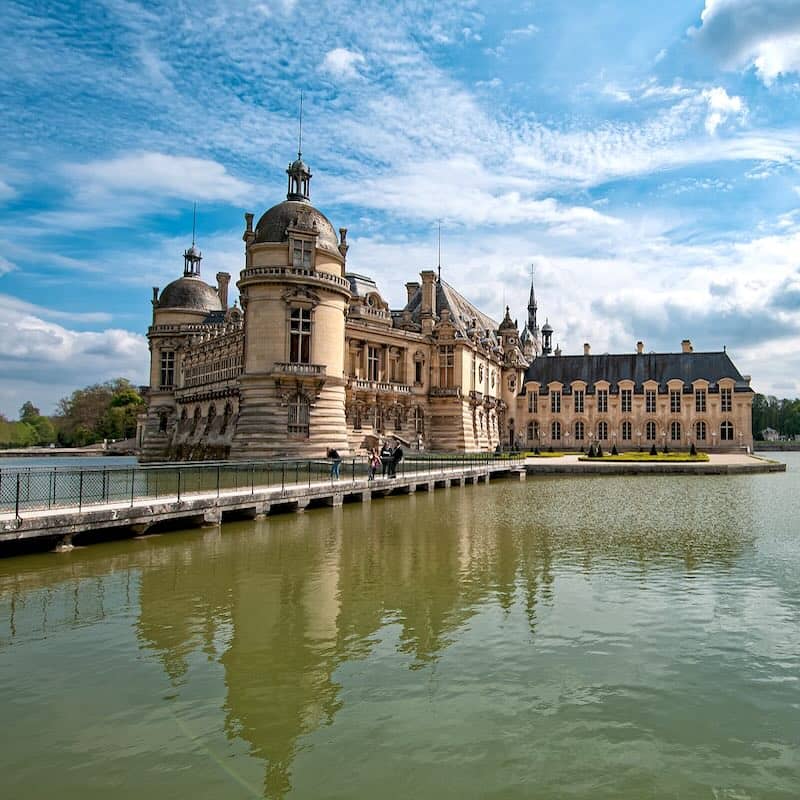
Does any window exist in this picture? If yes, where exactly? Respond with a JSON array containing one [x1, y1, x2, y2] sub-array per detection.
[[551, 420, 561, 441], [597, 389, 608, 413], [527, 421, 539, 441], [413, 407, 424, 434], [695, 389, 706, 413], [671, 421, 681, 441], [353, 406, 362, 431], [414, 360, 423, 385], [695, 420, 706, 441], [158, 412, 168, 433], [721, 421, 734, 441], [622, 420, 632, 441], [551, 390, 561, 413], [646, 421, 656, 441], [160, 350, 175, 388], [574, 389, 584, 413], [439, 345, 454, 387], [292, 239, 312, 268], [471, 356, 476, 389], [289, 307, 312, 363], [721, 387, 732, 412], [670, 389, 681, 413], [574, 420, 584, 441], [646, 389, 657, 413], [528, 392, 538, 413], [372, 406, 383, 432], [597, 421, 608, 440], [288, 393, 310, 435], [621, 389, 632, 413], [367, 346, 380, 381]]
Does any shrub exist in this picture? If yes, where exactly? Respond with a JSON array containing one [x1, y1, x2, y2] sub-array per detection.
[[587, 444, 595, 457], [649, 444, 657, 456], [690, 442, 697, 456], [596, 444, 604, 457], [611, 444, 618, 455]]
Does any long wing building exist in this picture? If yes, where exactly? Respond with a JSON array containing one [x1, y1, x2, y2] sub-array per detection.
[[139, 154, 754, 461]]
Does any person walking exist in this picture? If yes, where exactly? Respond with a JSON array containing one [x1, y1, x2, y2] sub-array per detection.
[[328, 447, 341, 480], [389, 443, 403, 478], [368, 448, 381, 481], [380, 441, 393, 478]]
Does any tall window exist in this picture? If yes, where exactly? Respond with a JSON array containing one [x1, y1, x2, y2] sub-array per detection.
[[621, 420, 632, 441], [551, 390, 561, 413], [527, 421, 539, 441], [670, 389, 681, 413], [413, 407, 424, 434], [671, 420, 681, 441], [372, 406, 383, 432], [287, 393, 310, 435], [646, 421, 656, 441], [414, 360, 423, 385], [439, 345, 454, 387], [695, 389, 707, 412], [597, 421, 608, 440], [574, 389, 584, 413], [695, 420, 706, 441], [621, 389, 632, 413], [597, 389, 608, 413], [292, 239, 312, 268], [367, 346, 380, 381], [160, 350, 175, 388], [646, 389, 657, 413], [574, 420, 584, 441], [528, 392, 538, 413], [721, 421, 734, 441], [289, 308, 312, 363], [721, 387, 732, 412], [551, 420, 561, 441]]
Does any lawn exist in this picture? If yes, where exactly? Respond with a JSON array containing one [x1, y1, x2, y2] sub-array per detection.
[[578, 451, 710, 462]]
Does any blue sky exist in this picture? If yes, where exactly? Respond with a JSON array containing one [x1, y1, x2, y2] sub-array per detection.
[[2, 0, 800, 416]]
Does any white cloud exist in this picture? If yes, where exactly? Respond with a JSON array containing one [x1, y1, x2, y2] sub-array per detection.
[[701, 87, 746, 134], [0, 255, 16, 276], [320, 48, 366, 79], [692, 0, 800, 85], [0, 179, 15, 202]]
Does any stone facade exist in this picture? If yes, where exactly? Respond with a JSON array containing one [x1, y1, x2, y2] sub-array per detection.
[[140, 156, 754, 461]]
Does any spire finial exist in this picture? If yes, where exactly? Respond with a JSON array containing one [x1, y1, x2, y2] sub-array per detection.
[[191, 202, 197, 247], [437, 219, 442, 283], [298, 90, 303, 159]]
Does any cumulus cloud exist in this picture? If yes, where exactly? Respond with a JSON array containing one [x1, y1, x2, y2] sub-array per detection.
[[692, 0, 800, 85], [0, 255, 16, 276], [0, 179, 15, 202], [702, 87, 746, 134], [320, 48, 366, 79]]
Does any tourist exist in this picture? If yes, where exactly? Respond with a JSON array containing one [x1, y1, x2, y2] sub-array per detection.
[[328, 447, 341, 480], [390, 443, 403, 478], [380, 441, 393, 477], [368, 448, 381, 481]]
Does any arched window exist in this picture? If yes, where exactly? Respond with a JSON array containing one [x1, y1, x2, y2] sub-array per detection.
[[574, 420, 584, 441], [287, 393, 310, 436], [646, 420, 656, 441], [721, 421, 734, 441], [621, 420, 632, 441], [671, 420, 681, 441], [597, 420, 608, 440], [158, 411, 169, 433], [527, 421, 539, 441], [695, 420, 706, 441], [551, 420, 561, 441], [204, 403, 217, 434]]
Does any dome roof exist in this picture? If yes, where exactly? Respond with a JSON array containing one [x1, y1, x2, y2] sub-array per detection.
[[254, 200, 340, 254], [158, 275, 222, 312], [541, 321, 553, 333]]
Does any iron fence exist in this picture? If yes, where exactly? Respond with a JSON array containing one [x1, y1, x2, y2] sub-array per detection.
[[0, 453, 523, 518]]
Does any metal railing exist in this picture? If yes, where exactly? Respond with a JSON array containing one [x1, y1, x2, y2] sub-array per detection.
[[0, 453, 524, 518]]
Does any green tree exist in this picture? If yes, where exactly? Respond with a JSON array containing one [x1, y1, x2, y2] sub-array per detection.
[[19, 400, 41, 421]]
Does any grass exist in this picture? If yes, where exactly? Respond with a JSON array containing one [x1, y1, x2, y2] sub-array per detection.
[[578, 451, 710, 462], [522, 451, 566, 458]]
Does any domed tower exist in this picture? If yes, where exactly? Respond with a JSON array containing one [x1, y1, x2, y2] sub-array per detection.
[[142, 241, 229, 460], [231, 152, 351, 458]]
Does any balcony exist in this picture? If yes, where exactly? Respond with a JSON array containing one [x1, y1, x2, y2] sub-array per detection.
[[429, 386, 462, 398], [273, 362, 326, 377], [349, 378, 412, 395]]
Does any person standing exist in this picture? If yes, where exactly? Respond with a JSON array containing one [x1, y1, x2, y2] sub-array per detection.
[[328, 447, 341, 480], [368, 448, 381, 481], [389, 443, 403, 478], [380, 441, 393, 478]]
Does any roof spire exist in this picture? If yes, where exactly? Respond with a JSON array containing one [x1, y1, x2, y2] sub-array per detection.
[[437, 219, 442, 283], [286, 92, 312, 202], [183, 203, 202, 277], [191, 201, 197, 247], [527, 264, 538, 333], [298, 90, 303, 159]]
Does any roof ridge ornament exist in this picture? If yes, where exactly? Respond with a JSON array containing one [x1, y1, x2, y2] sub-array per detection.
[[286, 91, 312, 202]]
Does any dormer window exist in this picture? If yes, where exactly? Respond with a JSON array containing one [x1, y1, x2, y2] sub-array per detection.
[[292, 239, 313, 268]]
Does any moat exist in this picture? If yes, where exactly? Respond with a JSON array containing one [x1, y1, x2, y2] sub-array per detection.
[[1, 454, 798, 799]]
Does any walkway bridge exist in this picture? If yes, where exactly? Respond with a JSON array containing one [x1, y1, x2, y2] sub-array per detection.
[[0, 455, 526, 551]]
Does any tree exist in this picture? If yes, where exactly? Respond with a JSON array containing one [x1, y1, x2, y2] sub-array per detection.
[[19, 400, 40, 421], [55, 378, 143, 445]]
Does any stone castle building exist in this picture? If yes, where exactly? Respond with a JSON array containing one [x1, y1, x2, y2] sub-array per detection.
[[140, 153, 754, 461]]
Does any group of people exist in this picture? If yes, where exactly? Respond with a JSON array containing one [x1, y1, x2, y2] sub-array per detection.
[[367, 440, 404, 481]]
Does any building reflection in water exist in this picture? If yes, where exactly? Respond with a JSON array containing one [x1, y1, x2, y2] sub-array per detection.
[[0, 474, 758, 798]]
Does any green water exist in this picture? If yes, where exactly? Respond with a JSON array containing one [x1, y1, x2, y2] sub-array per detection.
[[1, 455, 798, 799]]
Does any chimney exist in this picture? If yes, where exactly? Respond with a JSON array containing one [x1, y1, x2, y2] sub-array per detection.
[[636, 341, 644, 354], [420, 270, 437, 333], [405, 281, 420, 305], [216, 272, 231, 310], [338, 228, 349, 260], [243, 212, 255, 247], [583, 342, 591, 356], [681, 338, 693, 353], [152, 287, 159, 307]]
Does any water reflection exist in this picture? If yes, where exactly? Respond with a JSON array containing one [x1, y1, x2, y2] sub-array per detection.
[[0, 472, 773, 798]]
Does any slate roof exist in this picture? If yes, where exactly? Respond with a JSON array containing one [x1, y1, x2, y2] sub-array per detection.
[[253, 199, 340, 254], [400, 280, 500, 341], [524, 351, 752, 393], [158, 276, 223, 313]]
